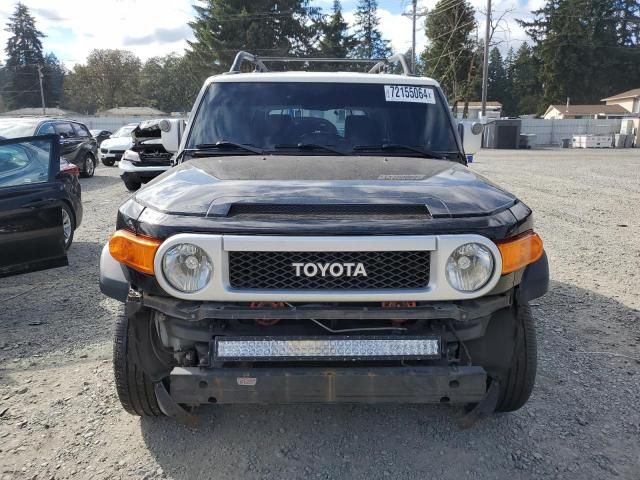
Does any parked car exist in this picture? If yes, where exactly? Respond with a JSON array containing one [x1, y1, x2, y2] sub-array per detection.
[[0, 118, 98, 178], [99, 123, 137, 166], [89, 129, 112, 146], [100, 52, 548, 421], [0, 134, 80, 277], [118, 121, 175, 191]]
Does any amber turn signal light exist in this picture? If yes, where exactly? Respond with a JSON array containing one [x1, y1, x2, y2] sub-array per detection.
[[109, 229, 162, 275], [497, 231, 544, 275]]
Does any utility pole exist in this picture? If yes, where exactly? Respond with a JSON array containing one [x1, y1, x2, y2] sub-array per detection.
[[411, 0, 417, 72], [37, 64, 46, 115], [403, 0, 427, 74], [480, 0, 491, 118]]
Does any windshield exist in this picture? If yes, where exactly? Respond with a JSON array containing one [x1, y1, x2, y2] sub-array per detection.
[[112, 125, 136, 138], [0, 120, 38, 139], [186, 82, 459, 156]]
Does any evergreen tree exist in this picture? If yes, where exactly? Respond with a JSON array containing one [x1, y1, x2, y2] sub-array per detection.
[[420, 0, 477, 105], [188, 0, 322, 72], [318, 1, 357, 58], [509, 43, 542, 115], [3, 2, 45, 108], [42, 53, 65, 108], [352, 0, 392, 58], [487, 47, 507, 103], [502, 47, 516, 115], [519, 0, 639, 110]]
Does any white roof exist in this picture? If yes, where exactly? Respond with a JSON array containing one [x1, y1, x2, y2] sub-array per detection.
[[209, 71, 440, 87]]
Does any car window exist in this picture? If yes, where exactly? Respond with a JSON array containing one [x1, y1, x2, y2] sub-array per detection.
[[73, 123, 91, 138], [55, 122, 75, 139], [187, 82, 458, 154], [0, 140, 51, 188], [37, 123, 55, 135]]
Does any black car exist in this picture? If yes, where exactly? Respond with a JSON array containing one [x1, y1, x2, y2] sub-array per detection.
[[0, 118, 98, 178], [99, 53, 549, 422], [0, 135, 78, 278], [89, 129, 112, 146]]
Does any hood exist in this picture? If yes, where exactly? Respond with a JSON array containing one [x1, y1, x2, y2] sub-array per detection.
[[101, 136, 133, 150], [134, 156, 517, 218]]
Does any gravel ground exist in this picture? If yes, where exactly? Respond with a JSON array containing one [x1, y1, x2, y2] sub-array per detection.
[[1, 149, 639, 480]]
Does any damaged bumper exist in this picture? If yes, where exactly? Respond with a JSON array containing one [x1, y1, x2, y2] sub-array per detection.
[[170, 365, 488, 405]]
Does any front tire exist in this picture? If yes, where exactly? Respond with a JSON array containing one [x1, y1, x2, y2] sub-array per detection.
[[80, 154, 96, 178], [123, 177, 142, 191], [495, 303, 537, 412], [113, 312, 165, 417]]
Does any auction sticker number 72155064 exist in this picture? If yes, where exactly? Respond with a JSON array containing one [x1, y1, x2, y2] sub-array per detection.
[[384, 85, 436, 104]]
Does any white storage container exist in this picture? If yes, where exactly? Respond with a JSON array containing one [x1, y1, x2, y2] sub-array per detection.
[[572, 134, 612, 148]]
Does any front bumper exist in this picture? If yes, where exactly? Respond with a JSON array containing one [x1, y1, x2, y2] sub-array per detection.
[[119, 160, 170, 184], [170, 365, 487, 404]]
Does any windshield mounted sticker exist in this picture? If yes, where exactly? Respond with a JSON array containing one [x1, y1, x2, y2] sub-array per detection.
[[384, 85, 436, 104]]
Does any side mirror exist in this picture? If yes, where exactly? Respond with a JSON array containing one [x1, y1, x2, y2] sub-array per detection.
[[158, 119, 185, 153], [458, 121, 484, 156]]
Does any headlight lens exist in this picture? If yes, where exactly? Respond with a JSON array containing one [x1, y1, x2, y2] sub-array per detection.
[[162, 243, 213, 292], [122, 150, 139, 162], [445, 243, 494, 292]]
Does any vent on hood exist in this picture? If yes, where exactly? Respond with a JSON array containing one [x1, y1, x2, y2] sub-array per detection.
[[227, 204, 431, 218]]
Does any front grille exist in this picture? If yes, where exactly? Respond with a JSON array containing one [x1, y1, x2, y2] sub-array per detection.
[[228, 251, 430, 290]]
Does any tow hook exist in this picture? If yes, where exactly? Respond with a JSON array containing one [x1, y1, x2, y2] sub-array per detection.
[[458, 378, 500, 429]]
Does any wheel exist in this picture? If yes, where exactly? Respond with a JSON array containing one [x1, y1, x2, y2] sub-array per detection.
[[61, 203, 75, 250], [123, 177, 142, 191], [80, 154, 96, 178], [495, 303, 537, 412], [113, 311, 166, 417], [101, 157, 115, 167]]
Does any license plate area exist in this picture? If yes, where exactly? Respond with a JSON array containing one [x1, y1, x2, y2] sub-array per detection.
[[213, 335, 441, 362]]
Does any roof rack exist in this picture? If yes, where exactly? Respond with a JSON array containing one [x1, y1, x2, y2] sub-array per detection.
[[228, 51, 414, 75]]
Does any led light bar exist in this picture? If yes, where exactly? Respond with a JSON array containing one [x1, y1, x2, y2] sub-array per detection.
[[214, 336, 440, 361]]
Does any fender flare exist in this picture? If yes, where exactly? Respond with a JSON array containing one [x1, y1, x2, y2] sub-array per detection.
[[99, 243, 130, 302], [517, 251, 549, 303]]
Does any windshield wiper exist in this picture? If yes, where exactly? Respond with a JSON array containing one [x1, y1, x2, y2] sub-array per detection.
[[353, 143, 445, 160], [192, 141, 264, 154], [273, 143, 346, 156]]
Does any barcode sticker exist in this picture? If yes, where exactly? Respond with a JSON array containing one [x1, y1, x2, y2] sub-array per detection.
[[384, 85, 436, 104]]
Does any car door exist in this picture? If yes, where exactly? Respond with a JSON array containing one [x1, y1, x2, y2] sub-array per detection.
[[0, 135, 68, 278], [55, 121, 81, 164]]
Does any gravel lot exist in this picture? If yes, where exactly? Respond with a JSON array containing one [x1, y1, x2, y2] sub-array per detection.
[[1, 148, 639, 480]]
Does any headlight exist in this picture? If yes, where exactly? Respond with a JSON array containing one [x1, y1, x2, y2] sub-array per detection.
[[445, 243, 494, 292], [162, 243, 213, 292], [122, 150, 139, 162]]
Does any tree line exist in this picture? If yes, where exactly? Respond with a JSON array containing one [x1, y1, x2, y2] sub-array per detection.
[[421, 0, 639, 116], [1, 0, 639, 117]]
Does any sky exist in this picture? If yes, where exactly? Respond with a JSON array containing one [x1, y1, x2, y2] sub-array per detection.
[[0, 0, 544, 69]]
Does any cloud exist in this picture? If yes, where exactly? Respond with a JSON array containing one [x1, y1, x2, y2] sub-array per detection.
[[0, 0, 196, 67], [31, 7, 66, 22], [0, 0, 537, 69], [124, 26, 193, 47]]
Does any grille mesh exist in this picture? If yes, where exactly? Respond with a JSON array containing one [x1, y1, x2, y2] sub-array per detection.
[[228, 251, 430, 290]]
